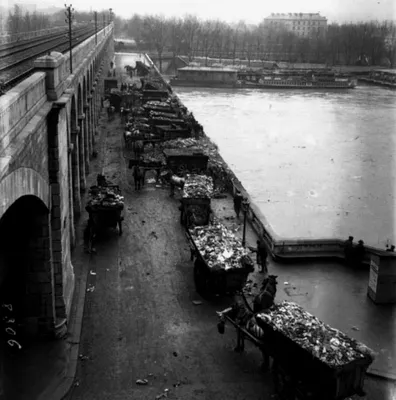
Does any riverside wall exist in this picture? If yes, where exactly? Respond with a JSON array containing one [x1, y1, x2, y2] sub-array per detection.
[[146, 57, 396, 266]]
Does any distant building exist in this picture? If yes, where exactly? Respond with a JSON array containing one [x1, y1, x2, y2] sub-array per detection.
[[263, 13, 327, 39]]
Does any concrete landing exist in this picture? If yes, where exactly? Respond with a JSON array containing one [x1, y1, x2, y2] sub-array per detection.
[[212, 194, 396, 380]]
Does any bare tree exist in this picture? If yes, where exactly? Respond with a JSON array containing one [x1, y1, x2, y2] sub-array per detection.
[[168, 17, 185, 73], [7, 5, 23, 34], [142, 15, 168, 72], [182, 15, 201, 61], [384, 21, 396, 67]]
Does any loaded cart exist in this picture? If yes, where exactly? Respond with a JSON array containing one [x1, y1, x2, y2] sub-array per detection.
[[186, 222, 254, 295], [217, 298, 376, 400], [163, 148, 209, 175], [179, 174, 214, 227], [85, 185, 124, 251]]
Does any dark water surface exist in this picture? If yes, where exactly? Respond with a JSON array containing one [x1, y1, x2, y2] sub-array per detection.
[[176, 86, 396, 247]]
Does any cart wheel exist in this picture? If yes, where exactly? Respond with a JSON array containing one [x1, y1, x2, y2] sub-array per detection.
[[180, 210, 184, 225], [272, 361, 296, 400], [194, 261, 209, 294]]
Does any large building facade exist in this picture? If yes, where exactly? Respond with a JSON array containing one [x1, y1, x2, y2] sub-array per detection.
[[264, 13, 327, 39]]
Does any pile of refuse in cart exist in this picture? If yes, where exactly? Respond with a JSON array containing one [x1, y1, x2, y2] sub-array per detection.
[[162, 138, 200, 149], [183, 174, 214, 199], [87, 186, 124, 210], [189, 221, 251, 270], [141, 146, 166, 165], [256, 301, 376, 367], [161, 137, 230, 174]]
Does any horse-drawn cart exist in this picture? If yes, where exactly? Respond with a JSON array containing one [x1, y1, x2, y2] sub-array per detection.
[[186, 222, 254, 295], [217, 296, 376, 400], [85, 185, 124, 251]]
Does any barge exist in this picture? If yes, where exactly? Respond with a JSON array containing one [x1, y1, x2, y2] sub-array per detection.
[[170, 66, 357, 89], [359, 69, 396, 88]]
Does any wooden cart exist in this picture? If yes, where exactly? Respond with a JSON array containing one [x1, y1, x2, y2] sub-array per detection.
[[179, 197, 211, 228], [85, 185, 124, 251], [186, 229, 254, 296], [163, 148, 209, 174], [217, 298, 374, 400]]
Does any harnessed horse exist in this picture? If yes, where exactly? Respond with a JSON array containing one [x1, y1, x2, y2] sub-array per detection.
[[133, 165, 144, 190], [253, 275, 278, 313]]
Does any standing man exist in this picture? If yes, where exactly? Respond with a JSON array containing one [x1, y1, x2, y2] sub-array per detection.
[[354, 240, 366, 268], [344, 236, 354, 265], [257, 239, 268, 274], [233, 190, 243, 218], [133, 165, 142, 191]]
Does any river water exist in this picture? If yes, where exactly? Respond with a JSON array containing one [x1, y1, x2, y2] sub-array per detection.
[[175, 86, 396, 247]]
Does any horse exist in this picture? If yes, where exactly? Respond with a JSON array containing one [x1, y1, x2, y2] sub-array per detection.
[[133, 165, 144, 190], [107, 105, 115, 121], [170, 175, 185, 197], [217, 292, 269, 368], [132, 140, 144, 159], [253, 275, 278, 313]]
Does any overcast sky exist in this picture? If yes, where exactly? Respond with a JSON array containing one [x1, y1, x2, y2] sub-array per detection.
[[3, 0, 396, 24]]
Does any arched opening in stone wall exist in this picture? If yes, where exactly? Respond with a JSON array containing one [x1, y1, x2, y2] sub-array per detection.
[[0, 195, 55, 347], [77, 84, 86, 191]]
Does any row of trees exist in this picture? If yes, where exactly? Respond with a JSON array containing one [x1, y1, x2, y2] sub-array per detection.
[[2, 6, 114, 35], [2, 6, 396, 67], [5, 5, 52, 34], [115, 14, 396, 67]]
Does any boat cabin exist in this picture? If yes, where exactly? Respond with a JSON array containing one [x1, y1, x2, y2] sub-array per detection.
[[176, 67, 238, 83]]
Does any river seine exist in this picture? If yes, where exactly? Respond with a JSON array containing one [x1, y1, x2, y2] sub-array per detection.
[[175, 85, 396, 247]]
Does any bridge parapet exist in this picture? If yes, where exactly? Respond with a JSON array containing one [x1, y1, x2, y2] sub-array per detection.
[[33, 24, 113, 101], [0, 73, 47, 156], [63, 24, 113, 79]]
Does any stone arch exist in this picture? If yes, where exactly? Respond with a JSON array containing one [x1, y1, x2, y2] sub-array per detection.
[[0, 168, 50, 219], [0, 194, 55, 342], [77, 83, 86, 191]]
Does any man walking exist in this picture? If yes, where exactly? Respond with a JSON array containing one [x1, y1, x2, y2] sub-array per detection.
[[251, 239, 268, 274]]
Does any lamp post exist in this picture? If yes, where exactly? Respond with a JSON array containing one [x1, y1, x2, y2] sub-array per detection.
[[242, 198, 250, 247], [64, 4, 74, 74], [94, 11, 98, 45], [109, 8, 113, 23]]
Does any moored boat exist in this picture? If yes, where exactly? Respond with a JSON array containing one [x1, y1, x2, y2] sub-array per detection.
[[170, 66, 357, 89]]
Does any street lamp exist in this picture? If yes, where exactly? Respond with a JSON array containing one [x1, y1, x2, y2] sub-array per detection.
[[109, 8, 113, 23], [93, 11, 98, 45], [64, 4, 75, 74], [242, 198, 250, 247]]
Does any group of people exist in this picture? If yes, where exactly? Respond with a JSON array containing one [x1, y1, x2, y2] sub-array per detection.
[[343, 236, 366, 267], [344, 236, 396, 268]]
